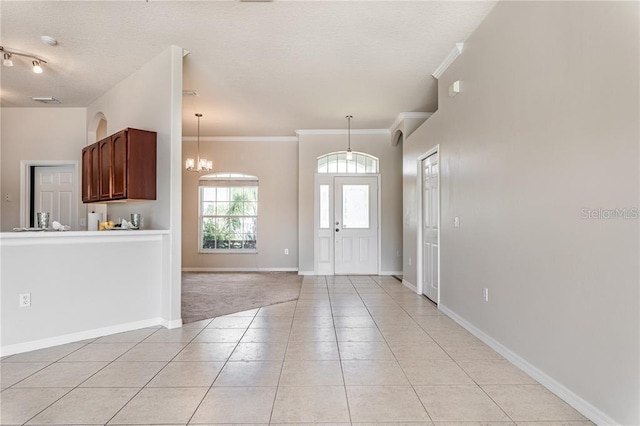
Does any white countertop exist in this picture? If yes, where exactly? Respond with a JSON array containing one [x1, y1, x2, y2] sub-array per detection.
[[0, 229, 170, 241]]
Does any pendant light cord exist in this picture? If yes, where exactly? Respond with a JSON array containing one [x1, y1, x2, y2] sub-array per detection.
[[346, 115, 353, 151], [196, 113, 202, 166]]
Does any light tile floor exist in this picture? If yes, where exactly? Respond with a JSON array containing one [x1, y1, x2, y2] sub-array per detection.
[[0, 275, 592, 425]]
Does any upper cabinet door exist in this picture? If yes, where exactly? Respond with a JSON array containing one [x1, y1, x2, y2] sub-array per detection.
[[111, 130, 128, 199], [89, 143, 101, 202], [98, 138, 112, 200], [81, 146, 91, 202]]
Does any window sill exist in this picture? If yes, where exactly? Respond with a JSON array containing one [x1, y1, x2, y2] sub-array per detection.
[[198, 249, 258, 254]]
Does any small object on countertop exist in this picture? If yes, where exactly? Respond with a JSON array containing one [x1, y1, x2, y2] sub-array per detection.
[[36, 212, 50, 229], [52, 221, 71, 231], [130, 213, 142, 229], [119, 219, 138, 230], [88, 211, 103, 231]]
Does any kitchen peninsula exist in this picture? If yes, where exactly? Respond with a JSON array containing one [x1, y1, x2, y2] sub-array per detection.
[[0, 229, 177, 356]]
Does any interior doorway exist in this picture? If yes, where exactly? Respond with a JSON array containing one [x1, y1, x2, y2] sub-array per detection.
[[21, 161, 79, 229], [315, 174, 380, 275], [420, 149, 439, 303]]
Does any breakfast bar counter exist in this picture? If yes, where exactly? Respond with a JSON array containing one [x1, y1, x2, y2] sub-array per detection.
[[0, 228, 179, 356]]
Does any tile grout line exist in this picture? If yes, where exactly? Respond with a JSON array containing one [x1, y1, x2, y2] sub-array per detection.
[[267, 277, 310, 425], [184, 310, 259, 425], [329, 275, 354, 425], [101, 323, 216, 425], [374, 276, 516, 424], [351, 275, 434, 424], [11, 339, 104, 426]]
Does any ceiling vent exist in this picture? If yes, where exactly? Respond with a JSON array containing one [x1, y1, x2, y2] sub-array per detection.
[[31, 96, 60, 104], [182, 90, 199, 97]]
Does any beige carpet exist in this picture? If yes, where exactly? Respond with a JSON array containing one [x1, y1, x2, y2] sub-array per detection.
[[181, 272, 303, 324]]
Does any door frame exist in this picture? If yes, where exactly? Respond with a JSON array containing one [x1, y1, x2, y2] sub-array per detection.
[[416, 146, 440, 303], [20, 160, 80, 229], [314, 173, 381, 275]]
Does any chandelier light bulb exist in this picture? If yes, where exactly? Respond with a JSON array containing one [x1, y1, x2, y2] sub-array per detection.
[[3, 53, 13, 67], [32, 60, 43, 74]]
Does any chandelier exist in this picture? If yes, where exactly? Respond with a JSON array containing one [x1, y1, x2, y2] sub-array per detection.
[[186, 113, 213, 172]]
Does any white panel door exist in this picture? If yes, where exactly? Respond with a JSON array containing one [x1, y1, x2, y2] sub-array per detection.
[[34, 166, 76, 228], [334, 176, 378, 275], [422, 153, 439, 302]]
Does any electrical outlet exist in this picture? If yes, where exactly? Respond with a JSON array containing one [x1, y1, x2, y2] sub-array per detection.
[[19, 293, 31, 307], [482, 288, 489, 302], [79, 218, 86, 227], [454, 216, 460, 228], [284, 248, 289, 255]]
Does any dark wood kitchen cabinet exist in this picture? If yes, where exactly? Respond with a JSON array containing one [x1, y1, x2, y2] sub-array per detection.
[[82, 143, 101, 202], [81, 128, 156, 203]]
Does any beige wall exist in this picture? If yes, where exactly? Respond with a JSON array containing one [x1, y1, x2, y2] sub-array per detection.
[[182, 139, 299, 270], [87, 46, 182, 231], [403, 2, 638, 424], [0, 108, 87, 231], [298, 132, 403, 274]]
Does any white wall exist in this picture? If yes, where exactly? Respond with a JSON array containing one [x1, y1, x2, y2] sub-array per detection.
[[403, 2, 639, 424], [182, 138, 299, 270], [0, 232, 166, 353], [0, 108, 86, 232], [87, 45, 184, 325], [298, 132, 403, 274]]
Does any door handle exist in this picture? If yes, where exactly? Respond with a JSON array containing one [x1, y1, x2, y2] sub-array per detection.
[[335, 228, 340, 232]]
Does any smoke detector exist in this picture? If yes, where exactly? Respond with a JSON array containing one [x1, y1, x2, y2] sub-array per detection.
[[40, 36, 58, 46]]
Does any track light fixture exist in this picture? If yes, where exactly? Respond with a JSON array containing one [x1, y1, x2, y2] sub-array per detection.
[[0, 46, 47, 73]]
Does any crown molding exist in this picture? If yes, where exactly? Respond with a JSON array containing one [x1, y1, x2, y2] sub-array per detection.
[[295, 129, 390, 136], [389, 112, 433, 133], [182, 136, 298, 143], [432, 42, 464, 79]]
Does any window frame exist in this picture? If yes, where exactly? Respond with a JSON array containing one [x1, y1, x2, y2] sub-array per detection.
[[317, 151, 379, 174], [198, 174, 259, 254]]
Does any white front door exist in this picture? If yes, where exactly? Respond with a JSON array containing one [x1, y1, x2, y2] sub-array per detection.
[[315, 175, 379, 275], [334, 176, 378, 275], [422, 153, 439, 302], [33, 165, 76, 228]]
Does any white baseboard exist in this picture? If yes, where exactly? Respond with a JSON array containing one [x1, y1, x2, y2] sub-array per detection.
[[298, 270, 316, 276], [380, 270, 403, 275], [0, 317, 180, 357], [439, 304, 619, 426], [159, 318, 183, 329], [182, 267, 298, 272], [402, 279, 418, 293]]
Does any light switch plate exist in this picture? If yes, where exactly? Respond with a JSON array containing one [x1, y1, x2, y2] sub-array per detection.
[[454, 217, 460, 228]]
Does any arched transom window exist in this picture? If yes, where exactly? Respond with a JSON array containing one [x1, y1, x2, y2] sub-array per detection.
[[317, 151, 379, 174]]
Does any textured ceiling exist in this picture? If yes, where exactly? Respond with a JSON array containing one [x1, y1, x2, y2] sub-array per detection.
[[0, 1, 496, 136]]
